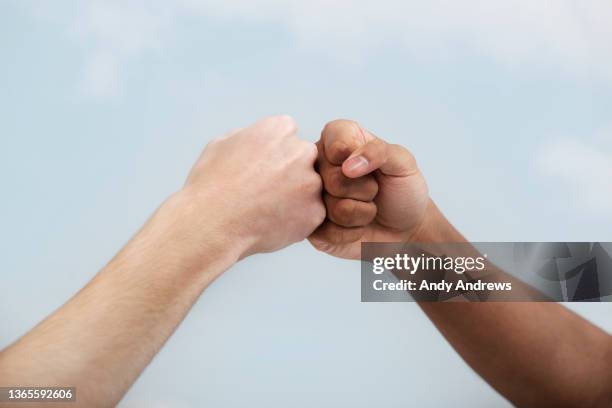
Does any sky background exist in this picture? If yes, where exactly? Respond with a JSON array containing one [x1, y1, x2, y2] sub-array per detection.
[[1, 1, 612, 406]]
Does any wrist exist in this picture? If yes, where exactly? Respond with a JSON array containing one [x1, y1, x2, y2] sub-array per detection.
[[405, 199, 466, 243], [155, 188, 253, 275]]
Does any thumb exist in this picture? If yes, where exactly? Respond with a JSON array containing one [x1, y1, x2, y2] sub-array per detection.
[[341, 128, 418, 178]]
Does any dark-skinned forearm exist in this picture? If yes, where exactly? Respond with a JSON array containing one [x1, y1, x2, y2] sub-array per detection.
[[415, 200, 612, 408]]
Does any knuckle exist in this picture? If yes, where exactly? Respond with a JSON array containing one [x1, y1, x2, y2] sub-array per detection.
[[390, 143, 410, 155], [364, 177, 379, 198], [205, 136, 225, 151], [333, 199, 356, 223], [302, 141, 318, 161], [324, 167, 347, 196], [258, 115, 298, 136], [364, 202, 377, 221], [348, 177, 378, 201], [210, 135, 225, 144], [222, 128, 242, 140], [322, 166, 379, 201], [322, 119, 365, 164], [309, 173, 323, 191], [275, 114, 298, 133], [380, 138, 390, 157], [314, 204, 326, 224], [322, 119, 357, 136], [327, 140, 352, 162], [392, 143, 417, 166]]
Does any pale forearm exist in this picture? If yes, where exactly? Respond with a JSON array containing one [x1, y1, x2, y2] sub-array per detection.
[[416, 201, 612, 407], [0, 115, 323, 407], [0, 191, 242, 407]]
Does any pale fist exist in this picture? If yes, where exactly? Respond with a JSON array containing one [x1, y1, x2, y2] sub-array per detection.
[[309, 119, 430, 259], [185, 115, 325, 258]]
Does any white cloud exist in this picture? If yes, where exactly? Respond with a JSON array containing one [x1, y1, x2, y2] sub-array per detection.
[[19, 0, 173, 99], [71, 1, 171, 99], [537, 134, 612, 214], [20, 0, 612, 97], [187, 0, 612, 77], [73, 1, 173, 99]]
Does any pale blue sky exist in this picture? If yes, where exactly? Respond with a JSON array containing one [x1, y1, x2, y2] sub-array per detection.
[[2, 1, 611, 407]]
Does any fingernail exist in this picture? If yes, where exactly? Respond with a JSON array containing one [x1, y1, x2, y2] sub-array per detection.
[[344, 155, 369, 174]]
